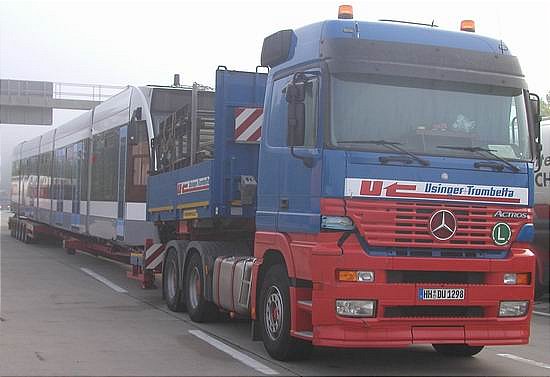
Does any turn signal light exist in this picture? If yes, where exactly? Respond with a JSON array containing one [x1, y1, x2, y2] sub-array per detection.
[[503, 273, 531, 285], [337, 270, 375, 282], [338, 4, 354, 19], [460, 19, 475, 32], [516, 273, 530, 285], [338, 271, 357, 281]]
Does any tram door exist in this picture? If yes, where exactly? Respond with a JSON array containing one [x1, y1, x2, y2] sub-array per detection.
[[54, 148, 65, 225], [116, 126, 128, 240], [71, 142, 83, 230]]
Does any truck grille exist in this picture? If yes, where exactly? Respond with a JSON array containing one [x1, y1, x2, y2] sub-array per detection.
[[384, 306, 484, 318], [346, 199, 530, 250]]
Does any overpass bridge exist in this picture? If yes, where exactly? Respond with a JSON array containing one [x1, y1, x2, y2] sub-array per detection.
[[0, 79, 125, 125]]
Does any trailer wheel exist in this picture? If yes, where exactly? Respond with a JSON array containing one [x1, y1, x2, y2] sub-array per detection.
[[259, 264, 312, 361], [433, 344, 484, 357], [163, 249, 185, 312], [185, 252, 217, 322]]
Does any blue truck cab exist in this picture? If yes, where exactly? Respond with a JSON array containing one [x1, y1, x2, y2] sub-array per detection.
[[147, 10, 542, 361]]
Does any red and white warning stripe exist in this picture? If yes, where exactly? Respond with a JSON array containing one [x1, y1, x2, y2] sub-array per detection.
[[144, 243, 165, 270], [234, 107, 263, 143]]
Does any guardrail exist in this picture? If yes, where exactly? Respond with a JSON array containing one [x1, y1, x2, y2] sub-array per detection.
[[53, 82, 126, 102]]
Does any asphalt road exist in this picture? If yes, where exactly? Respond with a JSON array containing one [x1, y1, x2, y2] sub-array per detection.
[[1, 212, 549, 376]]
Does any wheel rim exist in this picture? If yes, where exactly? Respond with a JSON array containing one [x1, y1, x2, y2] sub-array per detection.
[[166, 259, 177, 300], [264, 285, 284, 341], [188, 266, 201, 309]]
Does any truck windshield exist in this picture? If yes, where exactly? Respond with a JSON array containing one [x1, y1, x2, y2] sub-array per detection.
[[329, 74, 531, 162]]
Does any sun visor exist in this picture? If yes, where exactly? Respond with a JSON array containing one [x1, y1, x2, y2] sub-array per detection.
[[322, 38, 527, 89]]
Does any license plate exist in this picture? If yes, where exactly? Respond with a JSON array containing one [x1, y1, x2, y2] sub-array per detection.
[[419, 288, 465, 300]]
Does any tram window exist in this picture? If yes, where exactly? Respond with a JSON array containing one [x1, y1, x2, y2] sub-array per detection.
[[81, 141, 88, 201], [131, 120, 149, 186], [127, 120, 149, 202], [91, 129, 119, 201], [91, 134, 104, 201], [64, 147, 73, 201]]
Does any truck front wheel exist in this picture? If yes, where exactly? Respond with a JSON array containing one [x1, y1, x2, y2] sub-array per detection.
[[259, 264, 312, 361], [433, 344, 484, 357]]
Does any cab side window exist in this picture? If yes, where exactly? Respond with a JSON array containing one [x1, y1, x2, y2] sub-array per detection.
[[268, 75, 319, 147]]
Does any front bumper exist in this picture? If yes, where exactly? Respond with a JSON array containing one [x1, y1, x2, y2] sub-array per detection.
[[308, 238, 535, 348]]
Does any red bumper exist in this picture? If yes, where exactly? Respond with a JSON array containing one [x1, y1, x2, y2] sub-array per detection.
[[308, 239, 535, 348]]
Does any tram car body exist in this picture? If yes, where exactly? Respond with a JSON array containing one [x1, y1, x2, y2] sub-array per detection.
[[10, 84, 214, 246]]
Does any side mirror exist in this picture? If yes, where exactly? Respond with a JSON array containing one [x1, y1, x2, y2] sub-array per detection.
[[286, 82, 305, 147], [529, 93, 542, 165], [529, 93, 542, 139]]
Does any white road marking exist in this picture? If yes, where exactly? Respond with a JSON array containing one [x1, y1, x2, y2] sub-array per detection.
[[189, 329, 279, 375], [80, 267, 128, 293], [497, 353, 550, 370], [533, 310, 550, 317]]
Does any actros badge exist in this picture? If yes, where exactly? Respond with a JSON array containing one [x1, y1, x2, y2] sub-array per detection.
[[429, 210, 457, 241]]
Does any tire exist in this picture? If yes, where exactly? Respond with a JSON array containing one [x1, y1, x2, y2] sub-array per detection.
[[163, 249, 185, 312], [184, 252, 217, 322], [259, 264, 312, 361], [433, 344, 484, 357]]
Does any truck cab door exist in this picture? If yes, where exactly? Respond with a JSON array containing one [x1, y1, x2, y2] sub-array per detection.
[[257, 73, 322, 233]]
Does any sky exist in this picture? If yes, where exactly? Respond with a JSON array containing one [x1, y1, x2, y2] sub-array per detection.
[[1, 0, 549, 191]]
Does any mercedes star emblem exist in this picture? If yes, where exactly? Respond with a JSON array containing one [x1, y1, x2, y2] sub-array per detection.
[[429, 209, 457, 241]]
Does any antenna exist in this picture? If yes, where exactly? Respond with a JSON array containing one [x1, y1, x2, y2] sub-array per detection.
[[379, 19, 439, 28], [495, 7, 505, 54]]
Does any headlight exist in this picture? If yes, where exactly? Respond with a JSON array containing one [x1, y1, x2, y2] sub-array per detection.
[[321, 216, 354, 231], [499, 301, 529, 317], [337, 270, 375, 282], [336, 300, 376, 317], [503, 273, 517, 285], [503, 273, 530, 285]]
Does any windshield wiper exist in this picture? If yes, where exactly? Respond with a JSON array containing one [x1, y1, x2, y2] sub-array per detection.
[[338, 139, 430, 166], [436, 145, 520, 173]]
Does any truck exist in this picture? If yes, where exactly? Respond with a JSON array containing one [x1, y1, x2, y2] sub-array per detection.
[[9, 6, 543, 361], [534, 117, 550, 297]]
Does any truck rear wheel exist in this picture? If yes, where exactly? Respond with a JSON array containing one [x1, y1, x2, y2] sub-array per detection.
[[433, 344, 484, 357], [259, 264, 312, 361], [185, 252, 217, 322], [163, 249, 185, 312]]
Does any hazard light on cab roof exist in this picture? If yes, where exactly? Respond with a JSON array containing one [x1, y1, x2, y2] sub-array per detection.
[[338, 4, 353, 19], [460, 19, 476, 32]]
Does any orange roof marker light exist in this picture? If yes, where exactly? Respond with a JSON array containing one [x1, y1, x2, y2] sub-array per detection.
[[460, 20, 476, 32], [338, 4, 354, 20]]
